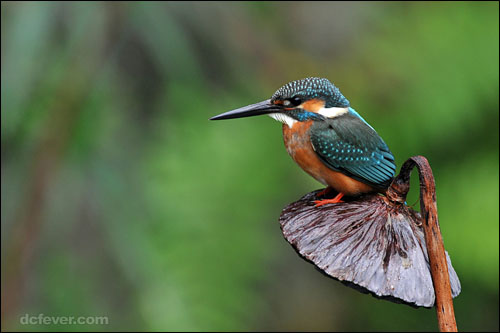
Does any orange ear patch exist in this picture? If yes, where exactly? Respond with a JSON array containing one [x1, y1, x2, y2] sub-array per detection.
[[301, 98, 325, 112]]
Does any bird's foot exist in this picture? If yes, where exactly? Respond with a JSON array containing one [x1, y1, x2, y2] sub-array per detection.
[[314, 192, 345, 207], [316, 186, 333, 198]]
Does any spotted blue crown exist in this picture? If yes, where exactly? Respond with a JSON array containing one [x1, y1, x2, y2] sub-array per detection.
[[271, 77, 350, 108]]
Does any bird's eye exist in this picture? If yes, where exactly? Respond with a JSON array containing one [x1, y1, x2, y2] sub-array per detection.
[[287, 96, 302, 106]]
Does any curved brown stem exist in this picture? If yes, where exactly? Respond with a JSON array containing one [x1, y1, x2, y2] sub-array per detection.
[[388, 156, 458, 332]]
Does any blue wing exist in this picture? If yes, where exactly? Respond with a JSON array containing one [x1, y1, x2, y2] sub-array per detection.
[[310, 113, 396, 188]]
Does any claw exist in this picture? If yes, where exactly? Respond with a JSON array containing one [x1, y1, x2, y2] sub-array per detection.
[[314, 192, 345, 207]]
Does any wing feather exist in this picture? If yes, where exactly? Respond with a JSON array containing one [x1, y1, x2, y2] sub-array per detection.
[[310, 113, 396, 189]]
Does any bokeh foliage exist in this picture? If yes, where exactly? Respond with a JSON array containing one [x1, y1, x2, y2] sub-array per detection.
[[1, 1, 498, 331]]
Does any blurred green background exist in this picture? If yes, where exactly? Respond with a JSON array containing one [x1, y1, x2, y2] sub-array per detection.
[[1, 1, 498, 331]]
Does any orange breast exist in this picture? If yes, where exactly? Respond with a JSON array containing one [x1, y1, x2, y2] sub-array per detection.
[[282, 122, 375, 196]]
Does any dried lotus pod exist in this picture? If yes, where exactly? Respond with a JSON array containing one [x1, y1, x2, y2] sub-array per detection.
[[279, 157, 461, 310]]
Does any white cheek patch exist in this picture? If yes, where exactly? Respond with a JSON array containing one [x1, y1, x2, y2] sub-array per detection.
[[269, 113, 297, 127], [317, 106, 349, 118]]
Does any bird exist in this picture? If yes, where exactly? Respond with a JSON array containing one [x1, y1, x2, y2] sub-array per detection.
[[210, 77, 396, 206]]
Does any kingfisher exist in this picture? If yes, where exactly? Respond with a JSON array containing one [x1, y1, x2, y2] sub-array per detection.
[[210, 77, 396, 206]]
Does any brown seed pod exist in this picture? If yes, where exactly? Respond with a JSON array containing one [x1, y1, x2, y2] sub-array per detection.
[[279, 175, 461, 308]]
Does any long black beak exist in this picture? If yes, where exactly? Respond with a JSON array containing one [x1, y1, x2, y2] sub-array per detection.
[[210, 99, 283, 120]]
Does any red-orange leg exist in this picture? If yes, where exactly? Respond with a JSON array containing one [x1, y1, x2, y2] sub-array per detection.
[[316, 186, 333, 198], [314, 192, 345, 207]]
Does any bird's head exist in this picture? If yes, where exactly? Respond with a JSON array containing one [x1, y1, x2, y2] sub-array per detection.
[[210, 77, 350, 127]]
